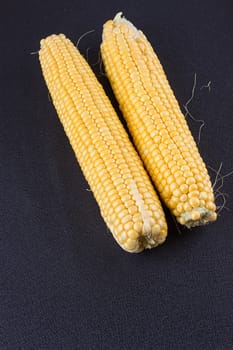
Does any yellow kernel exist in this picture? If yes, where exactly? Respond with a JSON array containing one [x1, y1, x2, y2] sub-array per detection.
[[183, 170, 193, 178], [178, 217, 185, 225], [154, 135, 161, 144], [149, 217, 156, 226], [161, 178, 167, 187], [157, 234, 166, 243], [125, 199, 135, 208], [167, 175, 174, 185], [119, 232, 127, 242], [118, 209, 129, 219], [121, 215, 132, 224], [156, 173, 163, 182], [170, 182, 177, 192], [208, 192, 214, 201], [158, 218, 166, 229], [188, 191, 200, 198], [176, 203, 184, 213], [206, 202, 216, 211], [149, 204, 159, 211], [189, 197, 200, 208], [159, 143, 166, 151], [122, 194, 131, 202], [146, 210, 153, 217], [144, 192, 153, 199], [169, 198, 178, 209], [133, 213, 142, 223], [192, 168, 199, 174], [114, 202, 124, 211], [177, 159, 186, 167], [199, 200, 205, 207], [173, 188, 181, 197], [116, 224, 123, 234], [168, 143, 176, 150], [191, 211, 200, 221], [164, 169, 171, 178], [186, 157, 195, 164], [128, 205, 138, 215], [174, 170, 183, 178], [195, 174, 203, 182], [173, 154, 182, 161], [152, 224, 161, 235], [189, 184, 198, 191], [124, 221, 133, 231], [183, 202, 192, 212], [197, 182, 205, 190], [186, 177, 196, 185], [180, 194, 188, 202], [209, 212, 217, 221], [124, 239, 136, 250], [176, 177, 186, 186], [163, 185, 171, 196], [200, 192, 208, 200], [128, 230, 138, 239], [160, 164, 167, 173], [181, 165, 190, 172], [180, 184, 189, 193], [170, 165, 180, 174], [134, 222, 143, 232], [168, 160, 177, 168]]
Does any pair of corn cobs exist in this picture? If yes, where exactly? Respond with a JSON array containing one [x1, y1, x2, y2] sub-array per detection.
[[39, 13, 217, 253]]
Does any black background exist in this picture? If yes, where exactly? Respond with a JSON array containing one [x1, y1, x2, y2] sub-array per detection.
[[1, 0, 233, 349]]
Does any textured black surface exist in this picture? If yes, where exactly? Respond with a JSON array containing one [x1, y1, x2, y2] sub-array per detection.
[[1, 0, 233, 349]]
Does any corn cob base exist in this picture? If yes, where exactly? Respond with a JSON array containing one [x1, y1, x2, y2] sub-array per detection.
[[178, 208, 216, 228], [101, 13, 217, 228]]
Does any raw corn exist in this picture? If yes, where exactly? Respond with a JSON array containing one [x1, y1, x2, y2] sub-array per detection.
[[101, 13, 217, 227], [39, 34, 167, 252]]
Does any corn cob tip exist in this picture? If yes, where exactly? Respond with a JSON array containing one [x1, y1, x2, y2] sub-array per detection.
[[113, 12, 133, 28], [112, 12, 142, 40], [40, 34, 66, 49], [113, 11, 123, 21]]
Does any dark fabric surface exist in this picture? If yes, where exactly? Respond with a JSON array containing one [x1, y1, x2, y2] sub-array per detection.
[[1, 0, 233, 349]]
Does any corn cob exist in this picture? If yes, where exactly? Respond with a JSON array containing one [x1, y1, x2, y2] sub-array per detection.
[[39, 34, 167, 252], [101, 13, 217, 227]]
